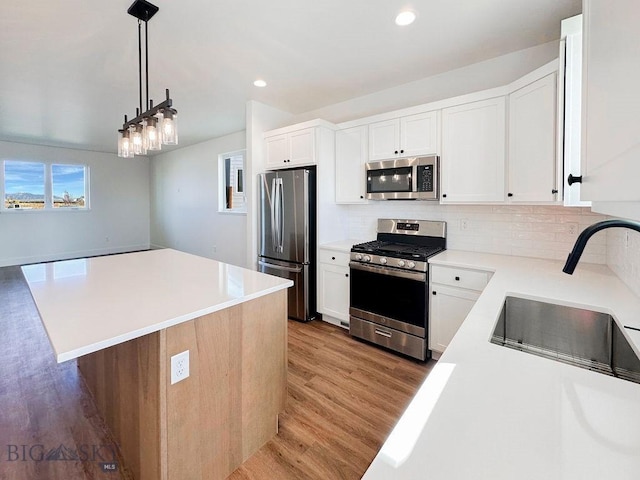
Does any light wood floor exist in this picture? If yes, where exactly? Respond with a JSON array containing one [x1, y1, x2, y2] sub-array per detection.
[[229, 320, 434, 479], [0, 266, 132, 480], [0, 265, 434, 479]]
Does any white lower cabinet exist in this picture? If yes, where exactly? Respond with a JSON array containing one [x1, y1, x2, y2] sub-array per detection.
[[317, 249, 350, 327], [429, 265, 492, 354]]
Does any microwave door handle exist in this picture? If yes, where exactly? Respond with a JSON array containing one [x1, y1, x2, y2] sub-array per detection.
[[412, 165, 417, 192], [270, 178, 278, 251]]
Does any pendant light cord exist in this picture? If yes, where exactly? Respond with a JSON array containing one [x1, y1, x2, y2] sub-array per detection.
[[145, 19, 149, 110], [137, 19, 143, 114]]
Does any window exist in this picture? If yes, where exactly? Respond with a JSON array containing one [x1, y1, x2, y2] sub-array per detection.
[[2, 160, 89, 211], [52, 164, 86, 208], [4, 161, 45, 209], [218, 150, 246, 213]]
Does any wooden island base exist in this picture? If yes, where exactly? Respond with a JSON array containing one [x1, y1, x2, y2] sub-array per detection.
[[78, 290, 287, 480]]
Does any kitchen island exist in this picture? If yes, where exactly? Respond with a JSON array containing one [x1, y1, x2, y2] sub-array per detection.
[[364, 251, 640, 480], [22, 248, 292, 480]]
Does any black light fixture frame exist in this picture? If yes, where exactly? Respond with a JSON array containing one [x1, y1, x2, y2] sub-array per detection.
[[120, 0, 174, 132]]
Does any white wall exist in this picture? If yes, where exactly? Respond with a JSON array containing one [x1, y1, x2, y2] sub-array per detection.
[[0, 141, 150, 267], [607, 229, 640, 297], [293, 41, 559, 125], [344, 203, 607, 264], [150, 131, 248, 267]]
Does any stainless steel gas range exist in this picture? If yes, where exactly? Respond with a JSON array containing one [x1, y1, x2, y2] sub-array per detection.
[[349, 219, 446, 361]]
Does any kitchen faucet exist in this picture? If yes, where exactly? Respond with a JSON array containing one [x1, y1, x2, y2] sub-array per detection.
[[563, 219, 640, 274]]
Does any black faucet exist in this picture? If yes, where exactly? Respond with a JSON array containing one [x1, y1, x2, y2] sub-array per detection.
[[563, 219, 640, 274]]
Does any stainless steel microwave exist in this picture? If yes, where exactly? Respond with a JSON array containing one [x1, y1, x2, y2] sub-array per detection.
[[366, 156, 439, 200]]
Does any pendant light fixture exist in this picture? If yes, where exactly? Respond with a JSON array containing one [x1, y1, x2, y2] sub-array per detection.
[[117, 0, 178, 157]]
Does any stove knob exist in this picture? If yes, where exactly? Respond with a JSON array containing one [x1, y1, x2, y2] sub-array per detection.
[[397, 260, 406, 267], [407, 261, 416, 269], [363, 255, 371, 262], [380, 257, 387, 265], [355, 253, 363, 261]]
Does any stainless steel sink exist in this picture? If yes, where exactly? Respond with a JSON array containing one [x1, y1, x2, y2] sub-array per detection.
[[490, 296, 640, 384]]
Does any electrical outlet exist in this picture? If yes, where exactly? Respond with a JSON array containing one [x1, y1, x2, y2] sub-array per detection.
[[460, 219, 469, 231], [171, 350, 190, 385], [212, 245, 217, 253], [568, 223, 578, 235]]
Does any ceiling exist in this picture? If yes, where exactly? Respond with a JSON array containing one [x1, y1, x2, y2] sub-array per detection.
[[0, 0, 581, 155]]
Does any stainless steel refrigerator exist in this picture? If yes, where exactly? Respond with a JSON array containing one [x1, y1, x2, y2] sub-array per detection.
[[258, 168, 316, 322]]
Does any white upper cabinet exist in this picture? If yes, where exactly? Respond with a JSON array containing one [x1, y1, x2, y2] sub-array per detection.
[[335, 126, 367, 204], [582, 1, 640, 209], [507, 73, 558, 203], [265, 127, 315, 169], [559, 14, 590, 207], [368, 119, 399, 161], [441, 97, 506, 203], [368, 111, 438, 161]]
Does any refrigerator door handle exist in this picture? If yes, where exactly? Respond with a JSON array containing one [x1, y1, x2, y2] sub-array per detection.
[[258, 260, 302, 273], [270, 178, 277, 250], [275, 177, 284, 253]]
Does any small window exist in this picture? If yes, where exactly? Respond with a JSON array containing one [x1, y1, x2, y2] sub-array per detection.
[[219, 150, 246, 213], [4, 161, 45, 209], [52, 164, 87, 208], [1, 160, 89, 211]]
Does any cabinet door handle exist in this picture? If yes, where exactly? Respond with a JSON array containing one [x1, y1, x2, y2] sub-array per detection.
[[567, 174, 582, 185], [400, 149, 404, 154], [360, 195, 364, 199], [394, 150, 399, 154], [331, 256, 336, 260], [507, 193, 513, 197], [455, 276, 460, 281], [551, 189, 558, 194], [442, 194, 447, 198], [345, 273, 349, 278], [432, 291, 437, 295]]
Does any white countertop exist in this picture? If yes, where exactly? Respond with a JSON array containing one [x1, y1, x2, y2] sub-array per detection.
[[22, 249, 293, 363], [319, 239, 364, 253], [364, 250, 640, 480]]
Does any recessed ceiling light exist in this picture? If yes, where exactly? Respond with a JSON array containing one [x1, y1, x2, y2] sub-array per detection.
[[253, 79, 267, 87], [395, 10, 416, 26]]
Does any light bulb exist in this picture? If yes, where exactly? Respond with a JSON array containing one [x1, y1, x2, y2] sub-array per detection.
[[395, 10, 416, 26], [144, 116, 162, 151], [132, 124, 145, 155], [161, 109, 178, 145], [118, 130, 134, 158]]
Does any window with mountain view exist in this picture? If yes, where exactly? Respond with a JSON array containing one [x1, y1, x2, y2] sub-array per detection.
[[4, 161, 45, 209], [52, 164, 86, 208], [2, 160, 88, 210]]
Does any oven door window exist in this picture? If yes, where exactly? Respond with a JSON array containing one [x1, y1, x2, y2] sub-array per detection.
[[350, 266, 427, 328], [367, 167, 412, 194]]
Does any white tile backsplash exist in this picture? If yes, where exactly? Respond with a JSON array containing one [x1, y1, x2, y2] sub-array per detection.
[[344, 204, 608, 263], [607, 228, 640, 297]]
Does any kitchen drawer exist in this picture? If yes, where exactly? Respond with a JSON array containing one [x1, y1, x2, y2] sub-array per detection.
[[349, 316, 427, 361], [430, 265, 491, 291], [318, 249, 350, 266]]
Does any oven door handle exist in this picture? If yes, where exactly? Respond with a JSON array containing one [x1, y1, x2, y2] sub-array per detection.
[[349, 262, 426, 282]]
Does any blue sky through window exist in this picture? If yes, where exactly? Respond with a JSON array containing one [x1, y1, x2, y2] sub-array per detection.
[[52, 164, 85, 199], [4, 161, 45, 196]]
